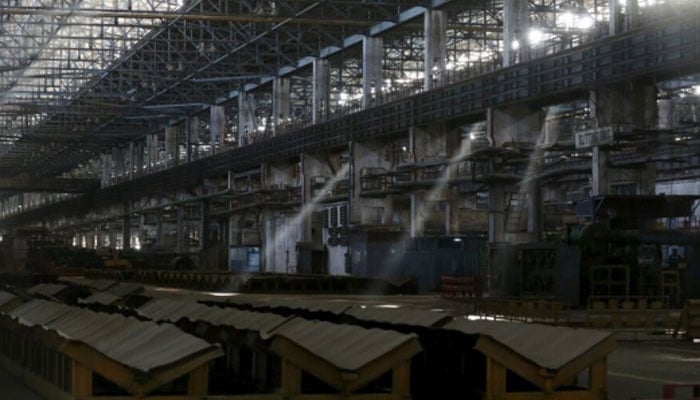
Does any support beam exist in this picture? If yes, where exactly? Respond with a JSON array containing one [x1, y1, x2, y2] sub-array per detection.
[[312, 58, 330, 124], [362, 36, 383, 109], [424, 9, 447, 90]]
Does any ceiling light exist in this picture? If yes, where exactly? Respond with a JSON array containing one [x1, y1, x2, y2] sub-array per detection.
[[528, 28, 545, 45]]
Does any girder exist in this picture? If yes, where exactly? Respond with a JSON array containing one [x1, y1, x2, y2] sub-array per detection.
[[2, 9, 698, 228]]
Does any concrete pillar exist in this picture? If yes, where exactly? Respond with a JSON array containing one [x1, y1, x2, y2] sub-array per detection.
[[424, 9, 447, 90], [526, 180, 542, 241], [111, 147, 124, 180], [589, 84, 657, 196], [165, 125, 180, 167], [591, 146, 609, 196], [146, 134, 159, 171], [488, 105, 542, 146], [312, 58, 330, 124], [176, 206, 185, 254], [488, 183, 507, 243], [151, 133, 160, 169], [145, 135, 152, 171], [609, 0, 621, 35], [188, 116, 199, 160], [351, 141, 390, 226], [272, 78, 291, 135], [362, 36, 383, 109], [127, 142, 135, 179], [625, 0, 640, 30], [658, 94, 674, 129], [100, 153, 110, 187], [238, 92, 256, 145], [121, 209, 130, 251], [210, 105, 226, 149], [200, 200, 210, 270], [503, 0, 529, 67], [185, 116, 193, 162], [589, 85, 657, 128], [134, 142, 144, 177]]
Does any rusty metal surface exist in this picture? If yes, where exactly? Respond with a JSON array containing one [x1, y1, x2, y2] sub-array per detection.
[[78, 292, 122, 306], [0, 291, 18, 308], [345, 306, 452, 328], [267, 317, 420, 371], [27, 283, 67, 297], [445, 319, 613, 370], [4, 299, 222, 373]]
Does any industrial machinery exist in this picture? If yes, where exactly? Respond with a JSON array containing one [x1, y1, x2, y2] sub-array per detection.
[[487, 195, 700, 307]]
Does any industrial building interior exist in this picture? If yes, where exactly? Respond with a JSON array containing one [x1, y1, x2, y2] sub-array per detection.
[[0, 0, 699, 399]]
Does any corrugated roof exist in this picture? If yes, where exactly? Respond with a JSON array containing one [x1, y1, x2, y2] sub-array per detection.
[[27, 283, 68, 297], [444, 319, 613, 371], [137, 298, 209, 322], [138, 298, 291, 334], [346, 306, 453, 328], [9, 300, 72, 326], [78, 292, 122, 306], [267, 318, 420, 372], [4, 299, 222, 373], [0, 291, 18, 308], [258, 298, 353, 315], [193, 307, 291, 334]]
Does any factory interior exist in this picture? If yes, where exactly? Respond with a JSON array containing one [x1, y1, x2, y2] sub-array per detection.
[[1, 0, 700, 399]]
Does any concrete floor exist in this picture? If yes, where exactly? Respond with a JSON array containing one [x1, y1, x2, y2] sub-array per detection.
[[608, 341, 700, 400], [0, 369, 44, 400]]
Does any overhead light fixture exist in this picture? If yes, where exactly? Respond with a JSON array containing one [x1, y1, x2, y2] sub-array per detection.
[[528, 28, 545, 45]]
